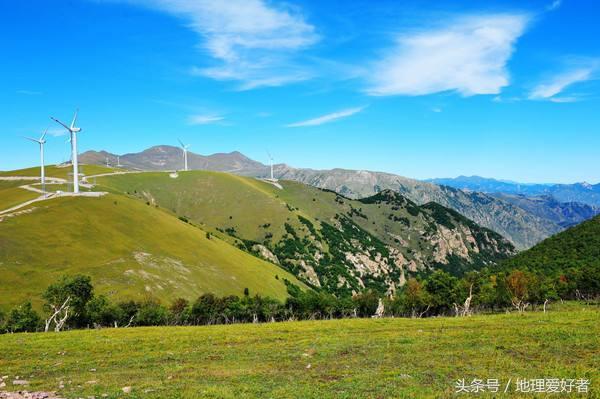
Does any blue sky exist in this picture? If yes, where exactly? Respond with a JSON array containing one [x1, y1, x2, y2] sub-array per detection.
[[1, 0, 599, 183]]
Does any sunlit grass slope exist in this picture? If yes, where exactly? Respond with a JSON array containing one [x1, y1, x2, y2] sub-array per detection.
[[0, 303, 597, 398], [0, 181, 40, 211], [0, 164, 121, 180], [96, 171, 308, 244], [0, 193, 303, 310]]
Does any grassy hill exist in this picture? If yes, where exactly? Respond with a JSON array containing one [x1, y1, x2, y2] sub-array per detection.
[[95, 171, 514, 296], [0, 181, 40, 211], [0, 193, 303, 311], [0, 164, 119, 181], [502, 214, 600, 274], [0, 302, 597, 398]]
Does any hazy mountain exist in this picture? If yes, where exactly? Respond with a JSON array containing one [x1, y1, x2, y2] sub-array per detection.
[[425, 176, 600, 207], [81, 146, 265, 175], [80, 147, 585, 249], [491, 194, 600, 229]]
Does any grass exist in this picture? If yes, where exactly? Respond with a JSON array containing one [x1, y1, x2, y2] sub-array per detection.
[[0, 193, 304, 311], [0, 302, 597, 398], [0, 164, 121, 180], [0, 182, 40, 211]]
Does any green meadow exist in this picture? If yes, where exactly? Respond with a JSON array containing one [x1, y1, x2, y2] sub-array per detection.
[[0, 302, 597, 398]]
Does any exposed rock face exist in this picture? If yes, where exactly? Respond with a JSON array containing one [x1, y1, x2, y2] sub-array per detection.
[[251, 244, 280, 265]]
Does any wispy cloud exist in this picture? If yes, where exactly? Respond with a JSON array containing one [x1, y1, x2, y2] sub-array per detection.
[[366, 14, 529, 97], [47, 128, 68, 137], [16, 90, 42, 96], [127, 0, 318, 90], [547, 0, 562, 11], [286, 106, 366, 127], [187, 114, 225, 125], [529, 64, 598, 100]]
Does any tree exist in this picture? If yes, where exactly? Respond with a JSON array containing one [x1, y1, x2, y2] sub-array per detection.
[[86, 295, 123, 328], [352, 290, 379, 318], [4, 302, 41, 333], [43, 275, 94, 330], [136, 299, 168, 326], [506, 270, 531, 313], [169, 298, 190, 325], [424, 270, 459, 314], [397, 278, 431, 317]]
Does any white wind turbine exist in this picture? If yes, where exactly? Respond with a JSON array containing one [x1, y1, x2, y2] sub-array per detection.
[[178, 139, 190, 171], [52, 109, 82, 193], [267, 150, 275, 181], [24, 128, 48, 193]]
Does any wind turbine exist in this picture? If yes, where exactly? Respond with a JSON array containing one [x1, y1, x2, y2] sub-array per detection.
[[51, 109, 82, 193], [24, 128, 48, 193], [267, 150, 275, 181], [178, 139, 190, 171]]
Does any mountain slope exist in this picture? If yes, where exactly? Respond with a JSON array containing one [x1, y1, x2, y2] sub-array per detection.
[[96, 171, 515, 296], [0, 193, 303, 310], [269, 165, 560, 249], [501, 215, 600, 275], [491, 193, 600, 229]]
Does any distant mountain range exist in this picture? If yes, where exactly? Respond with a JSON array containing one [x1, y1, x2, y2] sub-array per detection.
[[80, 146, 598, 249], [425, 176, 600, 207]]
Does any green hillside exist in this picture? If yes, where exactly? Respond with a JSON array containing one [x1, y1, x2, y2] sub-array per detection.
[[502, 214, 600, 274], [0, 181, 40, 211], [0, 193, 303, 311], [96, 171, 514, 296]]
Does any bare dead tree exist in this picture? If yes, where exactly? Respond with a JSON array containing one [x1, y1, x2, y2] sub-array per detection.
[[418, 305, 431, 318], [44, 296, 71, 332], [124, 315, 135, 328]]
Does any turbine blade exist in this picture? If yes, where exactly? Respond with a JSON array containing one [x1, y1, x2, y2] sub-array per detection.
[[40, 127, 48, 141], [178, 138, 185, 148], [70, 108, 79, 129], [23, 136, 39, 143], [51, 117, 70, 131]]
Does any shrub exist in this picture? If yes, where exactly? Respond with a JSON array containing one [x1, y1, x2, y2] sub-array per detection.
[[4, 302, 41, 333]]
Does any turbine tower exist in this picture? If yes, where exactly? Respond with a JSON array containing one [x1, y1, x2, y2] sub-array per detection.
[[52, 109, 82, 193], [267, 151, 274, 180], [24, 128, 48, 193], [178, 139, 190, 171]]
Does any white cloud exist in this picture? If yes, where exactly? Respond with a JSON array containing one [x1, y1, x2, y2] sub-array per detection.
[[547, 0, 562, 11], [367, 14, 529, 97], [46, 128, 68, 137], [286, 106, 365, 127], [549, 96, 578, 103], [529, 66, 597, 100], [431, 107, 442, 113], [128, 0, 318, 89], [187, 114, 225, 125]]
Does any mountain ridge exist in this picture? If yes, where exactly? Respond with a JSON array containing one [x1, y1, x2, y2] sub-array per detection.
[[80, 147, 594, 249]]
